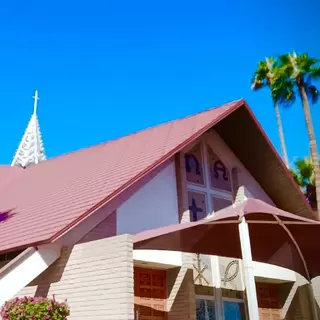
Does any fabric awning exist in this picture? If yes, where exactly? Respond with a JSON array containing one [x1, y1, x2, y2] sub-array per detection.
[[134, 198, 320, 279]]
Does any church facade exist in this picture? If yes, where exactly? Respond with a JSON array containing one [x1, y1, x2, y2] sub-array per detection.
[[0, 94, 318, 319]]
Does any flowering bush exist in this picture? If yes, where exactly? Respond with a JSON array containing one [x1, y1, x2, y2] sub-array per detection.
[[0, 296, 70, 320]]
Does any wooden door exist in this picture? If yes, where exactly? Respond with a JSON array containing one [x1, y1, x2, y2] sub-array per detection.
[[134, 267, 167, 320], [256, 283, 281, 320]]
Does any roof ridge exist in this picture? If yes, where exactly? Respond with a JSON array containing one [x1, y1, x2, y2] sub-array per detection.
[[24, 99, 244, 168]]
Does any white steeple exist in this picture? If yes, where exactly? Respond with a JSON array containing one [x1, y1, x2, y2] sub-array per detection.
[[11, 90, 46, 168]]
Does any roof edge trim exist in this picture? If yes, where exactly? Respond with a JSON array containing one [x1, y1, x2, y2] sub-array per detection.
[[239, 100, 315, 219], [48, 100, 245, 243]]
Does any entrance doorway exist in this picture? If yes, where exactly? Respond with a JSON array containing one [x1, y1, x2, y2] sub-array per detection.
[[256, 283, 281, 320], [134, 267, 167, 320]]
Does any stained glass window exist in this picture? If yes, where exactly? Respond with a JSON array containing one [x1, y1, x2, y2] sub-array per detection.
[[196, 298, 216, 320], [212, 197, 232, 212], [207, 145, 232, 192], [188, 191, 207, 221], [223, 301, 246, 320], [185, 143, 205, 186]]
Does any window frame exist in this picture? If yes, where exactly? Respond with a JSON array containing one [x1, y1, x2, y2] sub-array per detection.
[[196, 295, 216, 320], [185, 139, 233, 218], [222, 297, 246, 320]]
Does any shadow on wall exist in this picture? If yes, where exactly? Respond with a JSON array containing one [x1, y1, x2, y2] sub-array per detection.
[[28, 248, 72, 297], [282, 281, 315, 319]]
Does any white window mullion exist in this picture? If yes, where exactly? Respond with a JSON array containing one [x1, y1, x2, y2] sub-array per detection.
[[200, 142, 224, 320], [201, 142, 213, 215], [204, 300, 209, 320]]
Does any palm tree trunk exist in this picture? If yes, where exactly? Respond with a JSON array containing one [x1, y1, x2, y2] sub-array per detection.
[[274, 102, 290, 168], [298, 83, 320, 216]]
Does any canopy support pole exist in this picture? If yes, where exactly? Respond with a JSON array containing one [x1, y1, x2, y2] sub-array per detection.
[[211, 256, 224, 318], [238, 217, 259, 320]]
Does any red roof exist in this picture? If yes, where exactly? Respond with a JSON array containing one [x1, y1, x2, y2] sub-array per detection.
[[0, 100, 240, 253], [0, 99, 312, 253]]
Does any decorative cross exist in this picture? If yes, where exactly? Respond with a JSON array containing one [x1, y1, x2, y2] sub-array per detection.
[[189, 198, 203, 222], [32, 90, 39, 115], [193, 254, 209, 285]]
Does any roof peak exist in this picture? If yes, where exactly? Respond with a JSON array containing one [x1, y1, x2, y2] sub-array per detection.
[[11, 90, 46, 168], [28, 98, 244, 166]]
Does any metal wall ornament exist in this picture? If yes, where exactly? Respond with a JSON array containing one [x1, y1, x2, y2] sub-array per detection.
[[221, 260, 240, 290], [193, 253, 215, 286], [194, 254, 210, 285]]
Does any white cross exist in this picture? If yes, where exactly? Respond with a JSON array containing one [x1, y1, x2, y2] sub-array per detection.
[[32, 90, 39, 115]]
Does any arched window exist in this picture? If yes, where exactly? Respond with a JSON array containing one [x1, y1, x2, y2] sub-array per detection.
[[207, 145, 232, 192]]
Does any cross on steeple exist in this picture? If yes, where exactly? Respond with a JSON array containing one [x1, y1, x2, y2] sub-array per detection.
[[33, 90, 39, 115]]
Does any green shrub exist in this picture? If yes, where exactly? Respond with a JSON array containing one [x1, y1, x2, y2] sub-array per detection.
[[1, 296, 70, 320]]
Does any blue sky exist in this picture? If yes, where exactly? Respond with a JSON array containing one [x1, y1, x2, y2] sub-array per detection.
[[0, 0, 319, 166]]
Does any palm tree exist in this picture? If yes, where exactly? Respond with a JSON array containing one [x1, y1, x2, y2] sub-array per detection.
[[251, 57, 290, 168], [291, 157, 318, 210], [274, 53, 320, 216]]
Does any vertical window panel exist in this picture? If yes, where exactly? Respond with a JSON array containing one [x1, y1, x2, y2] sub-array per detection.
[[223, 301, 246, 320], [185, 143, 205, 186], [207, 145, 232, 192], [212, 197, 233, 212], [196, 298, 216, 320], [188, 191, 207, 221]]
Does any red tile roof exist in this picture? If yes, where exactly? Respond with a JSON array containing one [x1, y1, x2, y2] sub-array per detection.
[[0, 100, 241, 253], [0, 99, 311, 253]]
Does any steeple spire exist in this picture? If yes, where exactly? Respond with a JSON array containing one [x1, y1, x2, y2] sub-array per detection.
[[11, 90, 46, 168]]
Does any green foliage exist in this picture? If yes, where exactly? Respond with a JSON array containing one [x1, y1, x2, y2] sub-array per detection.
[[272, 53, 320, 106], [1, 296, 70, 320], [251, 58, 277, 92], [291, 157, 319, 210], [251, 53, 320, 107]]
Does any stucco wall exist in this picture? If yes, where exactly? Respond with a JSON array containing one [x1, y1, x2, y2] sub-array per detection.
[[16, 234, 134, 320], [78, 211, 116, 244], [116, 162, 179, 234]]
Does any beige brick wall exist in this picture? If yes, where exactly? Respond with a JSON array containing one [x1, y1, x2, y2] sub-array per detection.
[[279, 273, 314, 320], [17, 234, 134, 320], [167, 264, 196, 320], [312, 276, 320, 309]]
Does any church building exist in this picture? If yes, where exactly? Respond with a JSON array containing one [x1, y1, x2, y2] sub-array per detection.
[[0, 92, 318, 319]]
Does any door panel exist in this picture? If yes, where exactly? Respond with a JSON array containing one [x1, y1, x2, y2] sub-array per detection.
[[134, 267, 167, 320], [256, 283, 281, 320]]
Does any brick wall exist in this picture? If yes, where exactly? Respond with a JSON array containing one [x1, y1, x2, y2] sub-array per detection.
[[167, 265, 196, 320], [17, 234, 134, 320], [278, 273, 314, 320]]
